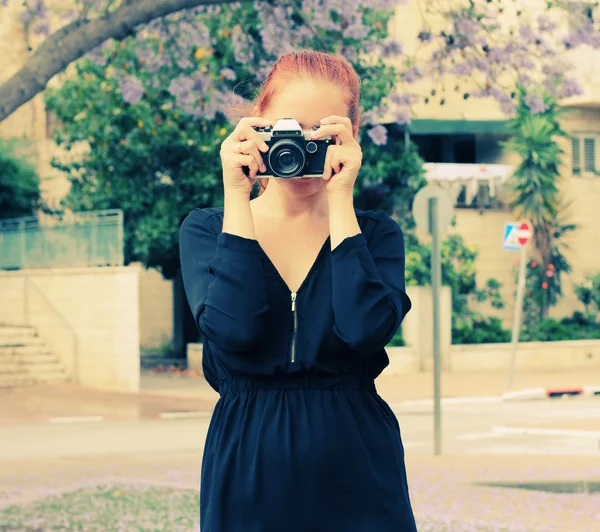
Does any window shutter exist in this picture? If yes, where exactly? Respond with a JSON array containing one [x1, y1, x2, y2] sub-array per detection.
[[584, 138, 596, 173], [572, 138, 581, 174]]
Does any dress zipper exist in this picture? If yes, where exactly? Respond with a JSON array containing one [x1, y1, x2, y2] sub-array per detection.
[[290, 292, 298, 363]]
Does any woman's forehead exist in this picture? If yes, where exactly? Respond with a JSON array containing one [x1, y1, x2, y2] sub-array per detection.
[[265, 79, 349, 127]]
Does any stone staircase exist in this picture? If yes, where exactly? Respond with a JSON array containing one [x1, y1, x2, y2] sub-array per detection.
[[0, 325, 68, 387]]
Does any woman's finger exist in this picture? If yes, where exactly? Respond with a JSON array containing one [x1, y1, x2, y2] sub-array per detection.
[[228, 153, 260, 178], [320, 115, 353, 131], [311, 123, 354, 144], [330, 148, 343, 175], [322, 145, 335, 181], [239, 140, 267, 173]]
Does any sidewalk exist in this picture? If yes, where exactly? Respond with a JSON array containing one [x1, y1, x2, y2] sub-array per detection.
[[0, 367, 598, 425]]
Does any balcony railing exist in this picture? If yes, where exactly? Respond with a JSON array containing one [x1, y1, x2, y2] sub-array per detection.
[[423, 163, 515, 209]]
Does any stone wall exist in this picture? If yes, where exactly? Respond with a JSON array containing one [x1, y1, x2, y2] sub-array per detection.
[[0, 266, 141, 392]]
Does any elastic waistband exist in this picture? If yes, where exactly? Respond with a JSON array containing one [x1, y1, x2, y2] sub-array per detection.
[[219, 374, 376, 395]]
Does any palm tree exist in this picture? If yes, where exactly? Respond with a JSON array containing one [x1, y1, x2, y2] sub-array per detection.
[[503, 89, 576, 318]]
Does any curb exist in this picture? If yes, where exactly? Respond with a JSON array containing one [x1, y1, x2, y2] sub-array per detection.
[[583, 385, 600, 397], [396, 384, 600, 408]]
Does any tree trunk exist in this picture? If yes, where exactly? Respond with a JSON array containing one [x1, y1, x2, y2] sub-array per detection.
[[0, 0, 242, 123]]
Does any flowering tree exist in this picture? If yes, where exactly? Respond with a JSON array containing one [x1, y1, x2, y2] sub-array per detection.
[[1, 0, 599, 130]]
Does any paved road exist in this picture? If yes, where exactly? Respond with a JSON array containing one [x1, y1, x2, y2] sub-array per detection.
[[1, 398, 599, 531], [1, 396, 598, 461]]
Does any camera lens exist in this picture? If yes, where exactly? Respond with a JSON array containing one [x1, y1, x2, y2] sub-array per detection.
[[268, 140, 305, 178]]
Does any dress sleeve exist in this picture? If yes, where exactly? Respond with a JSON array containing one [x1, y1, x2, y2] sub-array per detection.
[[330, 212, 411, 354], [179, 209, 269, 352]]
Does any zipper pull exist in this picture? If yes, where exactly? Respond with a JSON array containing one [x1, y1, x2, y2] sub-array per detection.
[[291, 292, 297, 312]]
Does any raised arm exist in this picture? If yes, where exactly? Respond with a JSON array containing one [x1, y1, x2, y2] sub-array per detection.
[[179, 209, 268, 352], [329, 211, 411, 354]]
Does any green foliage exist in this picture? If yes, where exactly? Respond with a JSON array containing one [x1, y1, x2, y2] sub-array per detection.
[[521, 313, 600, 342], [356, 131, 427, 232], [574, 273, 600, 320], [453, 317, 511, 345], [0, 139, 41, 220], [45, 53, 228, 278]]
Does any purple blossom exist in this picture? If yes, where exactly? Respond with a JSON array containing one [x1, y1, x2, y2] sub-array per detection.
[[146, 55, 172, 74], [524, 94, 547, 114], [361, 0, 398, 8], [382, 37, 403, 57], [220, 68, 237, 81], [340, 46, 359, 61], [87, 45, 108, 66], [499, 95, 516, 116], [345, 22, 370, 40], [454, 17, 481, 42], [176, 57, 194, 70], [389, 93, 414, 107], [519, 23, 537, 44], [136, 46, 156, 64], [119, 75, 145, 105], [180, 21, 211, 48], [361, 105, 387, 125], [1, 0, 8, 6], [168, 76, 195, 102], [452, 61, 474, 76], [232, 29, 254, 65], [192, 72, 210, 93], [367, 125, 388, 146], [20, 10, 33, 23], [393, 107, 411, 125], [402, 66, 423, 83], [537, 15, 556, 32], [558, 77, 584, 98], [513, 55, 536, 70], [33, 0, 47, 18], [34, 22, 50, 36]]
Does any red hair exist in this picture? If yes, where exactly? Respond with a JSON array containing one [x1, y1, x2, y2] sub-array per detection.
[[251, 50, 362, 194]]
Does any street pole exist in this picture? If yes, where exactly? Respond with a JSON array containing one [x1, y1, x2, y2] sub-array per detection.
[[508, 245, 528, 389], [429, 197, 442, 456]]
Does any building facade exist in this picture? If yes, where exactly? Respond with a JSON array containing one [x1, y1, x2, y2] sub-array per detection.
[[1, 1, 599, 350]]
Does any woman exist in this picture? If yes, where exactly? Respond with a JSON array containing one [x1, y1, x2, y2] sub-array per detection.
[[179, 50, 417, 532]]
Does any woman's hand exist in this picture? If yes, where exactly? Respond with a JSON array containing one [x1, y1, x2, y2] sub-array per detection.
[[310, 115, 362, 197], [220, 116, 271, 196]]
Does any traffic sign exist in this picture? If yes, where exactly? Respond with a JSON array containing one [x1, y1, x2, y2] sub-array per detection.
[[517, 220, 533, 246], [503, 222, 520, 251], [504, 220, 533, 250], [412, 184, 454, 235]]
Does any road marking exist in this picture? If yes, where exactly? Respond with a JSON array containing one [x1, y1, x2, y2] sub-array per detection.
[[49, 416, 104, 424], [396, 396, 502, 408], [492, 426, 600, 439], [158, 411, 210, 419]]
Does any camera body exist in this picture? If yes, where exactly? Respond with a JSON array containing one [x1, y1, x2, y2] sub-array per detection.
[[250, 118, 332, 179]]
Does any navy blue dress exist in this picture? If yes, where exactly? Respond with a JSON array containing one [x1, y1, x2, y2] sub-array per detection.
[[179, 206, 417, 532]]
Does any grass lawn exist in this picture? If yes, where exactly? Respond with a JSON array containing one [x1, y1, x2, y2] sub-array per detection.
[[1, 485, 199, 532], [1, 484, 525, 532]]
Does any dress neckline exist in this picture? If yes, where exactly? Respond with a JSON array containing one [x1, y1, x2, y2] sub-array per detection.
[[258, 236, 331, 296]]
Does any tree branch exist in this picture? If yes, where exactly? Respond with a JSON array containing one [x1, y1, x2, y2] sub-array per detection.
[[0, 0, 247, 123]]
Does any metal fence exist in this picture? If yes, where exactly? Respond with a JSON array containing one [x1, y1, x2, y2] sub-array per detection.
[[0, 209, 124, 270]]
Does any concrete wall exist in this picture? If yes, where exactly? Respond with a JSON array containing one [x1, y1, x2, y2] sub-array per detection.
[[0, 266, 141, 392], [136, 264, 174, 351], [449, 340, 600, 372]]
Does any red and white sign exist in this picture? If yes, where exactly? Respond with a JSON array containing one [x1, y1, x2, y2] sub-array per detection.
[[517, 220, 533, 246]]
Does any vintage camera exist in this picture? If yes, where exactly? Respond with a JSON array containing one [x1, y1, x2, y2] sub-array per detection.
[[246, 118, 332, 179]]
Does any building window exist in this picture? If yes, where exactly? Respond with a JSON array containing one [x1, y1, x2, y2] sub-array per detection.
[[572, 134, 597, 176]]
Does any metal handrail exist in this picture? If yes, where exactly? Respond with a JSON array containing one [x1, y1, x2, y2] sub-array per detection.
[[24, 276, 79, 382]]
